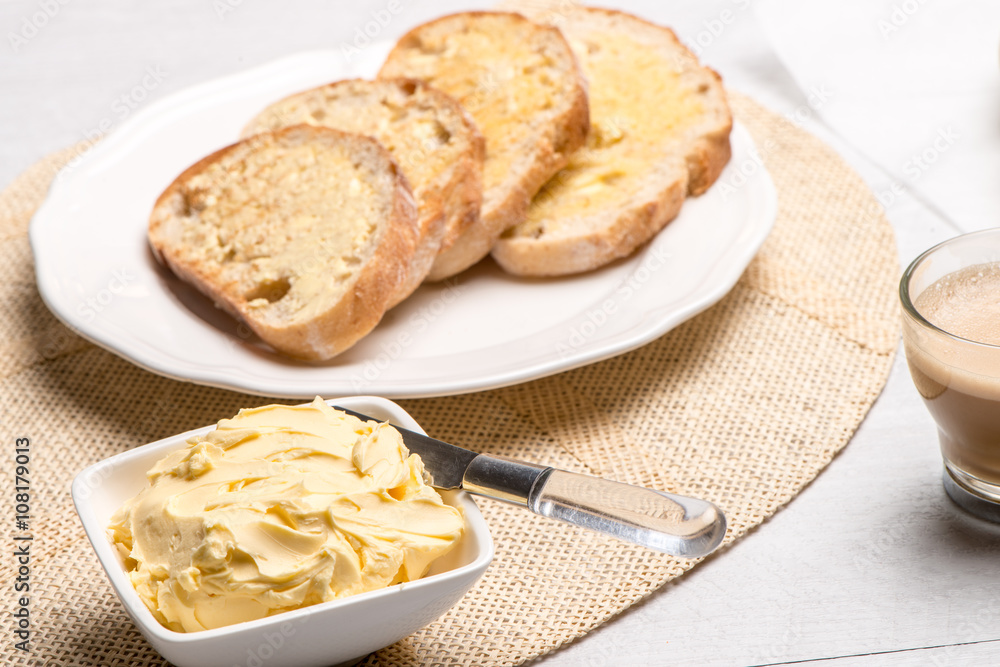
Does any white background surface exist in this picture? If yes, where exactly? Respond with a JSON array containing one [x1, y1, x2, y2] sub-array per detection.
[[2, 1, 998, 665]]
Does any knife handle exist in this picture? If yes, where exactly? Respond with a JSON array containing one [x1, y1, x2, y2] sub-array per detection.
[[463, 454, 726, 558]]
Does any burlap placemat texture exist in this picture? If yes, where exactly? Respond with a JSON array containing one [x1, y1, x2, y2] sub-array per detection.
[[0, 90, 898, 667]]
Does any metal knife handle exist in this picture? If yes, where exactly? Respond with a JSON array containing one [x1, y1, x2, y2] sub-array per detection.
[[462, 454, 726, 558], [529, 469, 727, 558], [462, 453, 547, 506]]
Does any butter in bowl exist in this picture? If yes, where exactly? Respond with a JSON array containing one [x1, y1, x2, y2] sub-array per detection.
[[72, 396, 493, 667]]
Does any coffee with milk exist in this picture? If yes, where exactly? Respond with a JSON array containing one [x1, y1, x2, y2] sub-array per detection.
[[906, 262, 1000, 489]]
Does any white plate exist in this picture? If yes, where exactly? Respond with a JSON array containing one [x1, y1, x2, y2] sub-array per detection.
[[30, 42, 777, 399]]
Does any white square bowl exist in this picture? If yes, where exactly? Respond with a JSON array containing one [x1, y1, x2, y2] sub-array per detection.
[[72, 396, 494, 667]]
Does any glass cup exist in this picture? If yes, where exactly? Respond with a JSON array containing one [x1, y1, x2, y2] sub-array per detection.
[[901, 229, 1000, 521]]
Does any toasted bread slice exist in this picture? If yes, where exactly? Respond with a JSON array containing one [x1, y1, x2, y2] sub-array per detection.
[[379, 11, 589, 279], [491, 7, 733, 276], [148, 125, 418, 361], [242, 78, 485, 302]]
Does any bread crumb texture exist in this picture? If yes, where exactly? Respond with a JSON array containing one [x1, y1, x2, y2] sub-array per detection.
[[165, 134, 385, 322], [149, 126, 417, 360], [518, 24, 705, 238], [245, 80, 466, 219], [381, 13, 581, 206]]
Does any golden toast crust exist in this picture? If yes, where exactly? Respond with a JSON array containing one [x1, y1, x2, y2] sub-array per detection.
[[241, 78, 484, 306], [148, 125, 418, 361], [491, 6, 733, 276], [379, 11, 590, 280]]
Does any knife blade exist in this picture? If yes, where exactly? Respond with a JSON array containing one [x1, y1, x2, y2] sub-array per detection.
[[339, 406, 727, 559]]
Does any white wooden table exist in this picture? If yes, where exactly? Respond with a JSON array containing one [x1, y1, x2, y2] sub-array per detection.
[[3, 1, 997, 664]]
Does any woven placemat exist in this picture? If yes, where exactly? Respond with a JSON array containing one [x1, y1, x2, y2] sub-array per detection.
[[0, 91, 898, 666]]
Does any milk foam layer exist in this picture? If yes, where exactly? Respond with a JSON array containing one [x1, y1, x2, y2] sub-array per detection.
[[915, 262, 1000, 346]]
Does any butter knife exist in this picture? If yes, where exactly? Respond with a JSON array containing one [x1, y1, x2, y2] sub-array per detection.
[[339, 407, 727, 559]]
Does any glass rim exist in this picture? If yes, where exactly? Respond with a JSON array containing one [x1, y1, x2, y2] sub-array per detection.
[[900, 228, 1000, 351]]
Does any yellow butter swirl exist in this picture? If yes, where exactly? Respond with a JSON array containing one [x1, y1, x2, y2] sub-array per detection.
[[109, 398, 464, 633]]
